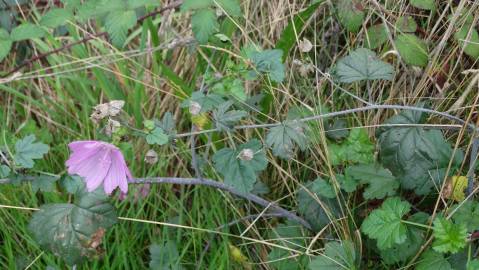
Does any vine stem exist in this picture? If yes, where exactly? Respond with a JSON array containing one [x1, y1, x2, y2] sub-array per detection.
[[175, 104, 479, 138], [0, 176, 312, 230]]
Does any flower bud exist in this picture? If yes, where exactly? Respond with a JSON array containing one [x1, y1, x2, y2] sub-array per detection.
[[238, 148, 254, 161]]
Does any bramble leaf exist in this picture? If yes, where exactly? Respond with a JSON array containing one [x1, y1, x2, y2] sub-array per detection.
[[335, 0, 365, 33], [345, 164, 399, 199], [365, 24, 388, 49], [395, 34, 429, 67], [248, 49, 285, 83], [396, 16, 417, 33], [328, 128, 374, 165], [266, 120, 308, 159], [267, 222, 309, 270], [215, 0, 242, 17], [0, 28, 12, 62], [410, 0, 436, 11], [213, 101, 247, 131], [416, 250, 452, 270], [149, 241, 182, 269], [297, 179, 341, 231], [309, 240, 357, 270], [191, 9, 218, 44], [104, 9, 137, 47], [212, 139, 268, 193], [451, 200, 479, 231], [361, 197, 411, 250], [10, 23, 46, 41], [14, 135, 49, 168], [335, 48, 394, 83], [28, 186, 117, 265], [181, 0, 212, 11], [127, 0, 160, 9], [40, 8, 74, 28], [432, 216, 467, 254]]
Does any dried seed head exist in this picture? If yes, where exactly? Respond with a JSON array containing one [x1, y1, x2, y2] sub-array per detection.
[[189, 101, 202, 115], [238, 148, 254, 161], [108, 100, 125, 116], [90, 104, 110, 124], [104, 119, 120, 137], [298, 63, 314, 77], [144, 149, 158, 164], [298, 38, 313, 53]]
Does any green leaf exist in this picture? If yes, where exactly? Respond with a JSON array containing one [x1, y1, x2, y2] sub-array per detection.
[[309, 240, 357, 270], [213, 101, 247, 131], [212, 139, 268, 193], [211, 78, 247, 101], [416, 250, 452, 270], [345, 164, 399, 199], [146, 127, 169, 145], [0, 28, 12, 62], [149, 241, 182, 270], [410, 0, 436, 11], [451, 200, 479, 232], [361, 197, 411, 250], [432, 216, 467, 254], [467, 260, 479, 270], [105, 10, 137, 47], [181, 0, 213, 11], [335, 0, 365, 33], [181, 91, 225, 113], [127, 0, 160, 9], [396, 16, 417, 33], [0, 164, 11, 178], [28, 187, 117, 265], [336, 174, 359, 193], [266, 120, 308, 159], [395, 34, 429, 67], [365, 24, 388, 49], [276, 1, 324, 61], [335, 48, 394, 83], [454, 25, 479, 59], [378, 108, 464, 195], [156, 112, 177, 139], [327, 128, 374, 165], [10, 23, 46, 41], [191, 9, 218, 44], [40, 8, 74, 28], [297, 179, 341, 232], [325, 119, 349, 141], [31, 175, 57, 193], [14, 135, 49, 168], [215, 0, 242, 17], [60, 174, 84, 194], [248, 49, 285, 83]]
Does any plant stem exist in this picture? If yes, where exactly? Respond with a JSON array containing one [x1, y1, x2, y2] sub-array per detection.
[[402, 220, 432, 230]]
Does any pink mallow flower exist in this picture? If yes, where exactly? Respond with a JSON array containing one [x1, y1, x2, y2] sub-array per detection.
[[66, 141, 132, 194]]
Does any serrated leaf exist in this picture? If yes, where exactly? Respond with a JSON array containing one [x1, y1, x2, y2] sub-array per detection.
[[451, 200, 479, 232], [336, 174, 358, 193], [60, 174, 84, 194], [361, 197, 411, 250], [365, 24, 388, 49], [267, 222, 309, 270], [212, 139, 267, 193], [10, 23, 46, 41], [28, 187, 117, 265], [149, 241, 182, 270], [432, 216, 467, 253], [378, 108, 464, 195], [410, 0, 436, 11], [396, 16, 417, 33], [105, 10, 137, 47], [14, 135, 49, 168], [146, 127, 169, 145], [0, 28, 12, 62], [31, 175, 57, 193], [309, 240, 357, 270], [345, 164, 399, 199], [335, 48, 394, 83], [181, 91, 225, 113], [395, 34, 429, 67], [266, 120, 308, 159], [191, 9, 218, 44], [0, 164, 10, 178], [181, 0, 213, 11], [454, 25, 479, 59], [336, 0, 365, 33], [297, 179, 341, 232], [216, 0, 242, 17], [248, 49, 285, 83], [40, 8, 74, 28], [416, 250, 452, 270], [327, 128, 374, 165], [213, 101, 247, 131], [127, 0, 160, 9]]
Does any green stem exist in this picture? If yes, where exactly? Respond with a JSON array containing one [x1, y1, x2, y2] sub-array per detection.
[[402, 220, 432, 230]]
